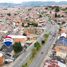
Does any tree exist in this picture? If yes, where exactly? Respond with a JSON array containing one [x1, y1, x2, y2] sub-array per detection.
[[7, 13, 11, 16], [39, 14, 42, 18], [44, 34, 49, 38], [34, 42, 41, 50], [44, 34, 49, 41], [22, 63, 28, 67], [22, 23, 24, 27], [57, 14, 60, 17], [22, 65, 26, 67], [61, 15, 64, 17], [59, 28, 61, 32], [31, 48, 36, 58], [13, 42, 22, 53], [58, 23, 61, 25], [55, 6, 60, 12], [55, 13, 58, 18], [32, 23, 38, 27], [23, 33, 27, 36], [62, 21, 65, 24]]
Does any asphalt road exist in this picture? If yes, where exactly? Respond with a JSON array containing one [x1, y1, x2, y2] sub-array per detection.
[[11, 35, 51, 67], [10, 31, 46, 67], [29, 34, 57, 67], [11, 33, 57, 67], [29, 21, 59, 67]]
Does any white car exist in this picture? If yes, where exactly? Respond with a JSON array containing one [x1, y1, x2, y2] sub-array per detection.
[[5, 59, 13, 63]]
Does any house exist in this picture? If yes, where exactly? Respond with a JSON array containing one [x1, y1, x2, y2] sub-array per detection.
[[0, 53, 4, 65], [53, 36, 67, 61], [43, 59, 66, 67], [7, 35, 27, 43]]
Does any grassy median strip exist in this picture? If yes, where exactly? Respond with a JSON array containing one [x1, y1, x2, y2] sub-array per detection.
[[22, 34, 49, 67], [22, 42, 41, 67]]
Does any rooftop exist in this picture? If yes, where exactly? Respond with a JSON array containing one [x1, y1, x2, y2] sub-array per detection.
[[7, 35, 27, 38], [56, 36, 67, 46]]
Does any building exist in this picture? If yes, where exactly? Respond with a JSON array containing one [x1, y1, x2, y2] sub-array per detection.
[[53, 36, 67, 61], [7, 35, 27, 46], [61, 33, 66, 38], [0, 53, 4, 65], [43, 59, 66, 67]]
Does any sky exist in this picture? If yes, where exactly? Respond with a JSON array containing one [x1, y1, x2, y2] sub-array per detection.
[[0, 0, 66, 3]]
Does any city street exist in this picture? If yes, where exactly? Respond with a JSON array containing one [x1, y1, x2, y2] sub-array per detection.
[[0, 4, 67, 67], [29, 32, 58, 67], [7, 16, 59, 67]]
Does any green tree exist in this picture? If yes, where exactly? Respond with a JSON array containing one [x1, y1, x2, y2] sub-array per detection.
[[44, 34, 49, 38], [22, 23, 24, 27], [55, 13, 58, 17], [23, 33, 27, 36], [62, 21, 65, 24], [39, 14, 42, 18], [57, 14, 60, 17], [55, 6, 60, 12], [22, 63, 28, 67], [44, 34, 49, 41], [31, 48, 36, 58], [32, 23, 38, 27], [13, 42, 22, 53], [34, 42, 41, 50], [7, 13, 11, 16]]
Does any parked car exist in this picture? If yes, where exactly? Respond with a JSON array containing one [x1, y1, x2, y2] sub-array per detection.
[[54, 56, 66, 64], [5, 59, 13, 63]]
